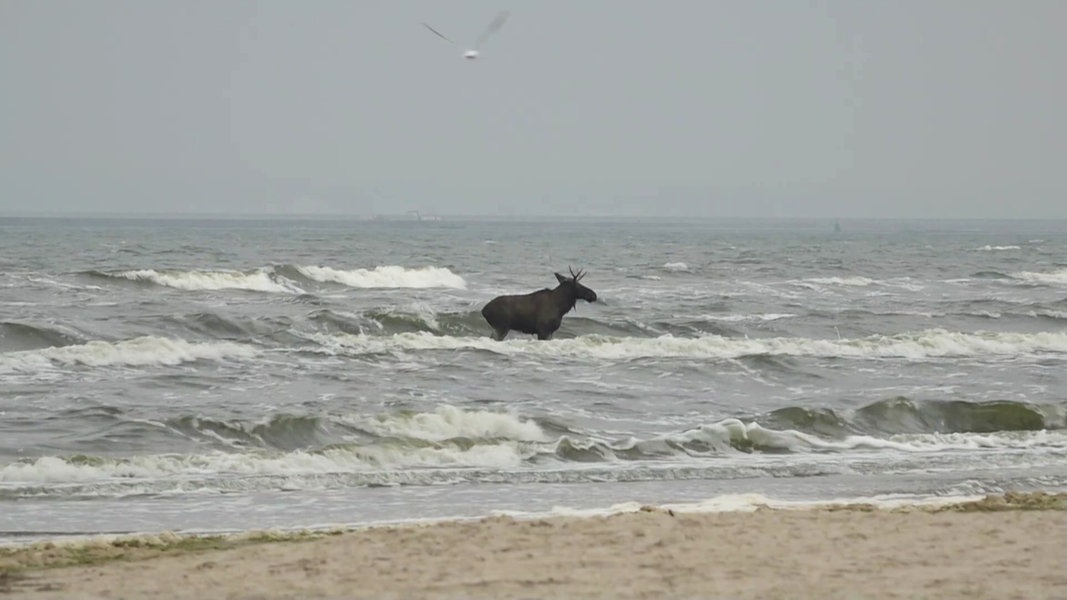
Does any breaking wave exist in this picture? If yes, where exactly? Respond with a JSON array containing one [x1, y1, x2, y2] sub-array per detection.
[[295, 265, 466, 289], [2, 402, 1062, 498], [98, 268, 303, 293], [1012, 268, 1067, 286], [87, 265, 467, 293], [304, 329, 1067, 361], [662, 262, 690, 272], [307, 307, 486, 337], [0, 336, 259, 373]]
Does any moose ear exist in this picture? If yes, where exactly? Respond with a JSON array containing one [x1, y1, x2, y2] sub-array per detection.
[[555, 272, 568, 284]]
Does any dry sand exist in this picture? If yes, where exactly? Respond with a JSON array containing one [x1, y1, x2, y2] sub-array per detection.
[[2, 493, 1065, 600]]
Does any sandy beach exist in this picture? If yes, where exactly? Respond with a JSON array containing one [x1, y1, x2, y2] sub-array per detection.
[[2, 493, 1065, 600]]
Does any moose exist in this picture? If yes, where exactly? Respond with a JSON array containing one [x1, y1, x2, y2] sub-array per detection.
[[481, 268, 598, 340]]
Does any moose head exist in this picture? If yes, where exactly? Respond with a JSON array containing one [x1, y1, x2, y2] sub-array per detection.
[[554, 267, 598, 305]]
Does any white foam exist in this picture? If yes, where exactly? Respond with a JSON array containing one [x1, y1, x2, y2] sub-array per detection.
[[27, 276, 87, 290], [0, 407, 550, 485], [694, 313, 796, 323], [639, 419, 922, 455], [306, 329, 1067, 361], [4, 417, 1060, 488], [687, 421, 1067, 454], [802, 276, 876, 287], [502, 492, 989, 520], [0, 442, 525, 485], [662, 262, 690, 272], [343, 405, 549, 443], [1012, 268, 1067, 286], [888, 430, 1067, 450], [977, 245, 1021, 251], [659, 492, 988, 513], [296, 265, 467, 289], [115, 269, 301, 293], [0, 336, 259, 372]]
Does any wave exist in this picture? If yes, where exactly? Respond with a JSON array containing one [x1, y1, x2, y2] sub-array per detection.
[[661, 262, 690, 272], [0, 321, 84, 352], [1012, 268, 1067, 286], [94, 268, 304, 293], [294, 265, 467, 289], [362, 307, 484, 336], [307, 307, 486, 337], [304, 305, 754, 341], [914, 299, 1067, 323], [26, 399, 1064, 461], [0, 407, 549, 487], [800, 276, 876, 287], [161, 312, 307, 346], [162, 413, 336, 452], [303, 329, 1067, 361], [785, 276, 930, 294], [163, 406, 549, 452], [86, 264, 467, 293], [977, 245, 1021, 251], [304, 308, 667, 340], [342, 405, 549, 443], [969, 270, 1011, 280], [3, 403, 1063, 498], [0, 336, 259, 373], [762, 397, 1066, 437], [690, 313, 796, 323]]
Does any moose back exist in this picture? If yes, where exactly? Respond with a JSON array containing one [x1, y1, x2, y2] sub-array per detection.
[[481, 269, 597, 340]]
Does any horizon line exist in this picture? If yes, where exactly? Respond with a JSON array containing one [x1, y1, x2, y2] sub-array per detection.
[[2, 212, 1065, 222]]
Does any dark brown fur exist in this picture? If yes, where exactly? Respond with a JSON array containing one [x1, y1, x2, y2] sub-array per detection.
[[481, 269, 597, 340]]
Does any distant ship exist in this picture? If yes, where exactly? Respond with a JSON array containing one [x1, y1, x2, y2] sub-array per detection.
[[362, 211, 442, 222], [407, 210, 442, 222]]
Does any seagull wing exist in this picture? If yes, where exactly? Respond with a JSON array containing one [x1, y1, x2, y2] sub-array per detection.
[[422, 23, 455, 44], [475, 10, 510, 49]]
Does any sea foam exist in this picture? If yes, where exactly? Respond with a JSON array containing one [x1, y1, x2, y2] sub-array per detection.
[[1012, 268, 1067, 286], [343, 405, 549, 443], [2, 414, 1060, 494], [307, 329, 1067, 361], [662, 262, 690, 272], [798, 276, 877, 287], [296, 265, 467, 289], [0, 408, 547, 486], [114, 269, 302, 293], [0, 336, 259, 372]]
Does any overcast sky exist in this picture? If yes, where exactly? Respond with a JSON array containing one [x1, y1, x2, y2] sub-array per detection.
[[2, 1, 1064, 218]]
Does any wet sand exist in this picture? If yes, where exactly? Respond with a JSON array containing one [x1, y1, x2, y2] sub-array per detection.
[[3, 493, 1065, 599]]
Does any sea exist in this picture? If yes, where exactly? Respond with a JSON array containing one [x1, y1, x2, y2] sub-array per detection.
[[1, 216, 1065, 542]]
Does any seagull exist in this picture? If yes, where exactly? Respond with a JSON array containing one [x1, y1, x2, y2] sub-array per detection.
[[422, 11, 510, 60]]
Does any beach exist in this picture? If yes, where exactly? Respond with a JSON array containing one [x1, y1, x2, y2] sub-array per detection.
[[3, 493, 1065, 599]]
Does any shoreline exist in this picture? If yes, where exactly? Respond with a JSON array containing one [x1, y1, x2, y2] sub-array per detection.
[[3, 492, 1065, 599]]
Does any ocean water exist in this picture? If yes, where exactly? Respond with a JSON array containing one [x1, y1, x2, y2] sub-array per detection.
[[1, 216, 1065, 541]]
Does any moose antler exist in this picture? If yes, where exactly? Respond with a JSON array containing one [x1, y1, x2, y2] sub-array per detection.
[[569, 266, 585, 281]]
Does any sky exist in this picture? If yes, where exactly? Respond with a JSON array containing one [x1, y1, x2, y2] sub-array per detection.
[[1, 0, 1065, 219]]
